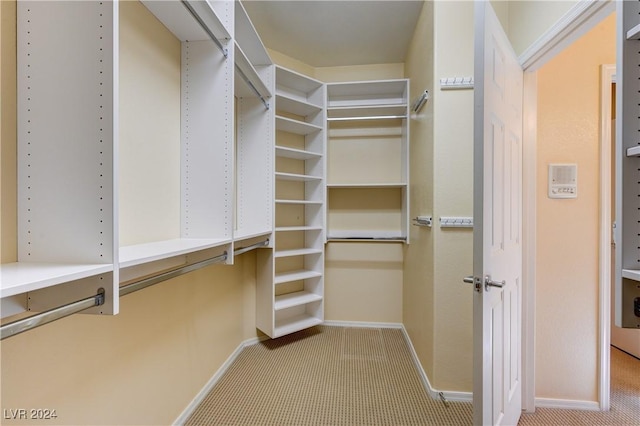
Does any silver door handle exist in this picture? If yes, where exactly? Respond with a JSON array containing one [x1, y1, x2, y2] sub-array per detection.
[[463, 275, 474, 284], [485, 275, 505, 291]]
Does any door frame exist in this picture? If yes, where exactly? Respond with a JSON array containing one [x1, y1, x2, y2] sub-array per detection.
[[518, 0, 615, 412]]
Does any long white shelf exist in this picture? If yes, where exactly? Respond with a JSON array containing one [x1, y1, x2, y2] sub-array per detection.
[[275, 248, 323, 258], [274, 314, 323, 337], [234, 42, 271, 100], [141, 0, 230, 42], [622, 269, 640, 282], [327, 229, 406, 241], [626, 146, 640, 157], [275, 269, 323, 285], [274, 291, 323, 311], [276, 226, 323, 232], [276, 116, 323, 135], [327, 104, 407, 120], [627, 23, 640, 40], [119, 238, 231, 269], [233, 229, 272, 243], [0, 262, 113, 298], [276, 93, 322, 117], [276, 199, 323, 205], [327, 80, 408, 108], [275, 146, 322, 161], [327, 182, 407, 188], [276, 172, 322, 182]]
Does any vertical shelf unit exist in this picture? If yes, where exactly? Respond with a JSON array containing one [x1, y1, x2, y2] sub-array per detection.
[[257, 66, 326, 338], [615, 0, 640, 328], [326, 79, 410, 242], [1, 1, 119, 315], [233, 1, 274, 243]]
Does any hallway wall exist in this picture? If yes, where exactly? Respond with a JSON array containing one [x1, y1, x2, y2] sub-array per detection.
[[535, 13, 616, 403]]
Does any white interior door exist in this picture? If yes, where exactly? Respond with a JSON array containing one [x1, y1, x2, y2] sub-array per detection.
[[473, 2, 523, 425]]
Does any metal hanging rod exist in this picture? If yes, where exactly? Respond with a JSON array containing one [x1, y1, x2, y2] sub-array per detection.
[[235, 64, 270, 110], [181, 0, 228, 58], [0, 239, 270, 340], [327, 115, 407, 122], [1, 289, 105, 340]]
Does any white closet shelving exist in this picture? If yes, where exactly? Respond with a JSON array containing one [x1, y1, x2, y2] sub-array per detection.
[[615, 0, 640, 328], [326, 79, 410, 242], [257, 66, 326, 338], [1, 1, 119, 315], [233, 1, 274, 243], [2, 0, 276, 320]]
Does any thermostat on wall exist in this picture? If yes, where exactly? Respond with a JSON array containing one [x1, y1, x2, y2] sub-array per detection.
[[548, 164, 577, 199]]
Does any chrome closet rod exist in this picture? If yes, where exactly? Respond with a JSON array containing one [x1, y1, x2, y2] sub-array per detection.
[[235, 64, 270, 110], [0, 239, 270, 340], [181, 0, 228, 58]]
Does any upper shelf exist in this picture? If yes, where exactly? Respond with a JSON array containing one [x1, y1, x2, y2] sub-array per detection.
[[327, 105, 408, 120], [0, 262, 113, 298], [141, 0, 230, 42], [235, 42, 272, 99], [327, 80, 408, 109], [276, 93, 323, 117], [276, 116, 323, 135]]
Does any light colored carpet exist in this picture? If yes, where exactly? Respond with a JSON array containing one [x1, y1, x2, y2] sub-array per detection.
[[185, 326, 639, 425], [519, 346, 640, 425], [185, 326, 472, 425]]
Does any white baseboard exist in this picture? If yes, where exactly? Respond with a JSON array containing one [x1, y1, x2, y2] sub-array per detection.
[[535, 398, 601, 411], [172, 335, 267, 426], [324, 320, 473, 403]]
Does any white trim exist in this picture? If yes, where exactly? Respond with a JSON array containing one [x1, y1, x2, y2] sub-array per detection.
[[172, 336, 268, 426], [522, 71, 538, 413], [324, 320, 473, 403], [519, 0, 615, 71], [323, 320, 403, 329], [598, 64, 615, 412], [535, 398, 601, 411]]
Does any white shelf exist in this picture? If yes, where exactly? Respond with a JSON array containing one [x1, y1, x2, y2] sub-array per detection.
[[276, 199, 323, 205], [274, 314, 323, 337], [274, 291, 323, 311], [233, 229, 272, 243], [276, 116, 323, 135], [235, 1, 271, 66], [626, 146, 640, 157], [327, 229, 406, 241], [276, 66, 323, 96], [275, 146, 322, 161], [327, 105, 407, 120], [276, 93, 322, 117], [141, 0, 230, 42], [275, 248, 323, 258], [235, 41, 272, 99], [276, 226, 323, 232], [276, 172, 322, 182], [327, 183, 407, 188], [627, 23, 640, 40], [275, 269, 323, 285], [622, 269, 640, 281], [119, 238, 231, 269], [327, 80, 408, 108], [0, 262, 113, 298]]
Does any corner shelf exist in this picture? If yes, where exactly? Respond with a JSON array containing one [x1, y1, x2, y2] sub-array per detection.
[[256, 66, 326, 339]]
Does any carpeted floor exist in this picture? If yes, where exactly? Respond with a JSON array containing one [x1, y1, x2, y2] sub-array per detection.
[[185, 326, 639, 425], [519, 346, 640, 425]]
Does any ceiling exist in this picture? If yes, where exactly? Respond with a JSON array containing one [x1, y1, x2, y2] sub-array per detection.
[[242, 1, 424, 68]]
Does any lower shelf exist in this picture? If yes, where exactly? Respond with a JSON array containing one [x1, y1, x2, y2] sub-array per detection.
[[274, 314, 323, 337], [275, 291, 323, 311], [274, 269, 322, 285]]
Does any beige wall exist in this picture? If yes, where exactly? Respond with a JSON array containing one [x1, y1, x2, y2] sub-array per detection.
[[403, 0, 436, 381], [1, 3, 260, 425], [535, 13, 616, 402], [0, 0, 17, 263]]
